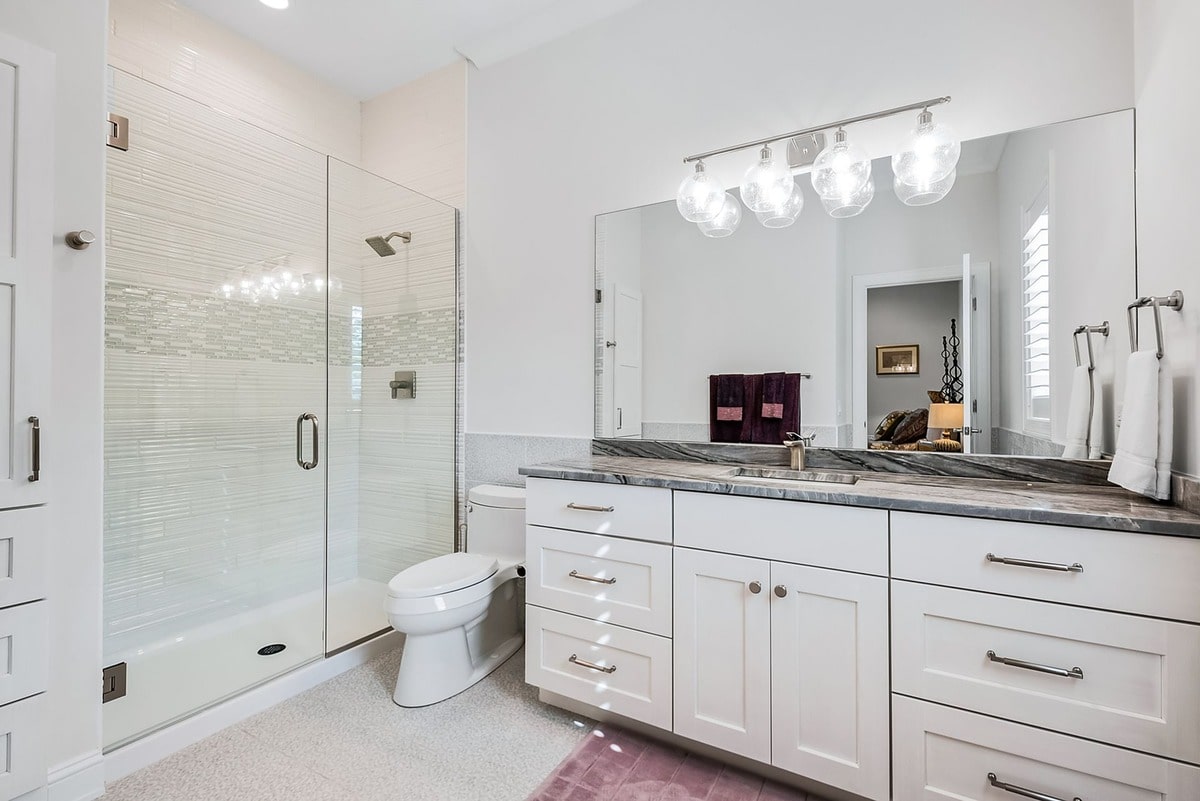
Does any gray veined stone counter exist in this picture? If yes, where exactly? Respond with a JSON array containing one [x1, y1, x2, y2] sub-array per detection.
[[519, 455, 1200, 539]]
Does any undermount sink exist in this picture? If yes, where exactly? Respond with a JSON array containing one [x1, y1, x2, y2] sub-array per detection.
[[725, 466, 860, 487]]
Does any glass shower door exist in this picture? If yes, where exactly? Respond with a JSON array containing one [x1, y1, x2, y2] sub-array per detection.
[[103, 70, 327, 749]]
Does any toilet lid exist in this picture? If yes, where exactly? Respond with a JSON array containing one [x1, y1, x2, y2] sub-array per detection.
[[387, 552, 499, 600]]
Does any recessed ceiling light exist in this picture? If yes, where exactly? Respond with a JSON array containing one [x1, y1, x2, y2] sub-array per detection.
[[260, 0, 289, 9]]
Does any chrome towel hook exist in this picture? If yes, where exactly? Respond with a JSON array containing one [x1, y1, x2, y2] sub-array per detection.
[[1126, 290, 1184, 359]]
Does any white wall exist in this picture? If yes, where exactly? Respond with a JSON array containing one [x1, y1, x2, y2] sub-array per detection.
[[1135, 0, 1200, 477], [867, 281, 962, 426], [0, 0, 108, 788], [636, 197, 840, 433], [465, 0, 1135, 446]]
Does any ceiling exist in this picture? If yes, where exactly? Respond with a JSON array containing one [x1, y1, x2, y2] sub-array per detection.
[[178, 0, 646, 99]]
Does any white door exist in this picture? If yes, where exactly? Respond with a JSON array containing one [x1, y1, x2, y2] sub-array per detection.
[[612, 284, 643, 437], [770, 563, 891, 801], [960, 255, 993, 454], [0, 33, 53, 508], [673, 547, 771, 762]]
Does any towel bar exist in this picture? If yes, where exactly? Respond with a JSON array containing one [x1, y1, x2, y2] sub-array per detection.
[[1126, 290, 1184, 359], [1072, 322, 1109, 371]]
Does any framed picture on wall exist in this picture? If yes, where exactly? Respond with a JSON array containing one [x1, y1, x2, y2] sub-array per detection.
[[876, 344, 919, 375]]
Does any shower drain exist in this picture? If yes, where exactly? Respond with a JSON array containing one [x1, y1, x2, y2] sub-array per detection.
[[257, 643, 287, 656]]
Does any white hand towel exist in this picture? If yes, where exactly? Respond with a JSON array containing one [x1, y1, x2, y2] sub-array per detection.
[[1087, 371, 1106, 460], [1108, 352, 1173, 500], [1062, 365, 1093, 459]]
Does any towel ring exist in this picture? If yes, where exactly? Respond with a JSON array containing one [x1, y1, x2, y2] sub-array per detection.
[[1126, 290, 1184, 359], [1072, 322, 1109, 372]]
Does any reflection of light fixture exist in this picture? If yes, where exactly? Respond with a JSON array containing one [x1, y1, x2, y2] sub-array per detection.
[[675, 161, 726, 223], [217, 256, 338, 304], [754, 184, 804, 228], [821, 176, 875, 218], [894, 168, 956, 206], [698, 193, 742, 238], [928, 402, 964, 437]]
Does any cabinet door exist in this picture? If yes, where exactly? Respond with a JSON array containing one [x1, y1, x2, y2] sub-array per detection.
[[0, 32, 53, 508], [673, 547, 771, 762], [770, 562, 890, 801]]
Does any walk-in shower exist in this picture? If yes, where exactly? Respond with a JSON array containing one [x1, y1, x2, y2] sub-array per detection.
[[102, 69, 458, 750]]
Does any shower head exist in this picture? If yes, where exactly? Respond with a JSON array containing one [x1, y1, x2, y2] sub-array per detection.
[[365, 231, 412, 257]]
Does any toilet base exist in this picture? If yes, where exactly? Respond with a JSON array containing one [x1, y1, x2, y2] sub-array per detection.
[[392, 630, 523, 707]]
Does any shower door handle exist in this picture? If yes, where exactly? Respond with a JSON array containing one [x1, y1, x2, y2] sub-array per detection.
[[296, 413, 319, 470]]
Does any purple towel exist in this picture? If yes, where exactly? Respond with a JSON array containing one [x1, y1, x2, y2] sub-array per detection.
[[762, 372, 785, 418], [743, 373, 801, 444], [710, 375, 749, 442], [715, 374, 744, 421]]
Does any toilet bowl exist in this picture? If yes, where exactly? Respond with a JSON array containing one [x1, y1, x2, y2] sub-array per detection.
[[385, 485, 526, 707]]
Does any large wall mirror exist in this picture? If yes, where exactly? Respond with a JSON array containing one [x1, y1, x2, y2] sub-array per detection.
[[594, 109, 1135, 457]]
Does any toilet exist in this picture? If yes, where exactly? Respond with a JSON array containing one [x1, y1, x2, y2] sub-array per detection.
[[385, 484, 526, 707]]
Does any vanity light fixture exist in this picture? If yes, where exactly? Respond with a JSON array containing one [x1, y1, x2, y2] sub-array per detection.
[[676, 96, 957, 231], [698, 193, 743, 237], [811, 128, 872, 202], [738, 144, 796, 214], [675, 160, 726, 223]]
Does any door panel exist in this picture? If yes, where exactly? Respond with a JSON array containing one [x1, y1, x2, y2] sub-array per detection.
[[673, 547, 771, 762], [0, 33, 53, 507], [770, 562, 890, 801]]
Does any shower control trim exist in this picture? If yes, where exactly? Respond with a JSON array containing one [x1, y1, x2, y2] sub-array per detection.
[[296, 413, 319, 470], [390, 371, 416, 399]]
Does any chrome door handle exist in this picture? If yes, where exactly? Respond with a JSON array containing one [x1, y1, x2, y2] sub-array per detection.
[[566, 503, 614, 512], [988, 772, 1081, 801], [987, 650, 1084, 679], [27, 417, 40, 482], [986, 553, 1084, 573], [568, 654, 616, 674], [296, 413, 319, 470], [569, 570, 616, 585], [747, 581, 762, 594]]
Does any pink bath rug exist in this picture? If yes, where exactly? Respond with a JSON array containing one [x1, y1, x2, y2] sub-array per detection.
[[527, 726, 814, 800]]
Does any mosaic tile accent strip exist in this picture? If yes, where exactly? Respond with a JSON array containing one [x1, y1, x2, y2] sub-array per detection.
[[105, 281, 360, 366], [362, 307, 455, 367]]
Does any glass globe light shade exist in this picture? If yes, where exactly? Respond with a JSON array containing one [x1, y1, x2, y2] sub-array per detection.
[[739, 145, 796, 213], [754, 184, 804, 228], [698, 193, 742, 238], [676, 161, 726, 223], [820, 177, 875, 218], [811, 128, 871, 200], [894, 168, 956, 206], [891, 110, 961, 187]]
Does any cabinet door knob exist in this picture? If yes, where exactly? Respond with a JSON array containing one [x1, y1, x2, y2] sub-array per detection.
[[773, 585, 788, 598], [747, 581, 762, 594], [66, 229, 96, 250]]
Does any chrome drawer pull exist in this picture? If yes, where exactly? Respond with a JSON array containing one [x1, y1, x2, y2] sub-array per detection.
[[988, 772, 1082, 801], [27, 416, 40, 483], [569, 570, 616, 585], [987, 650, 1084, 679], [568, 654, 616, 674], [566, 503, 615, 512], [986, 553, 1084, 573]]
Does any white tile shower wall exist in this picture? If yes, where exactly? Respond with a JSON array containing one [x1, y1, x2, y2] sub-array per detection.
[[108, 0, 361, 161]]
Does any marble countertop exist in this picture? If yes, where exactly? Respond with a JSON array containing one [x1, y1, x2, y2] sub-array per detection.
[[518, 455, 1200, 538]]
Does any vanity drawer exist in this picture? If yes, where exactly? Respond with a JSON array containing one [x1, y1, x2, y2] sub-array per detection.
[[526, 526, 672, 636], [0, 507, 48, 609], [526, 605, 672, 730], [892, 581, 1200, 762], [674, 492, 888, 575], [526, 478, 672, 543], [892, 695, 1200, 801], [891, 512, 1200, 622], [0, 602, 48, 709], [0, 693, 47, 800]]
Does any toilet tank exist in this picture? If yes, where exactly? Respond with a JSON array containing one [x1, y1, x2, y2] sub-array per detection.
[[466, 485, 526, 562]]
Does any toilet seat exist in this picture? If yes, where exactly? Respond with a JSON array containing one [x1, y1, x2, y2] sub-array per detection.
[[387, 552, 498, 600]]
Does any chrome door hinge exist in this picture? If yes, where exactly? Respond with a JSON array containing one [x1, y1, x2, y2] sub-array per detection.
[[107, 113, 129, 151], [102, 662, 127, 703]]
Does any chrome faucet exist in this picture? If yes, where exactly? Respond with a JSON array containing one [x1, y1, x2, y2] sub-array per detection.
[[783, 431, 815, 470]]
